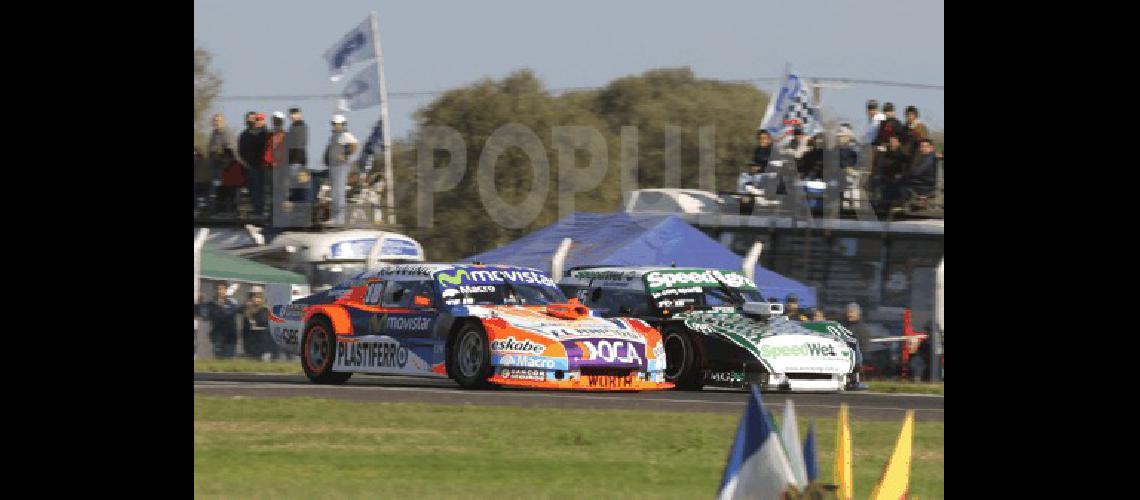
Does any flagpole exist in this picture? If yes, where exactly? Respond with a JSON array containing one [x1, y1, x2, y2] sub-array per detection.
[[370, 10, 397, 226]]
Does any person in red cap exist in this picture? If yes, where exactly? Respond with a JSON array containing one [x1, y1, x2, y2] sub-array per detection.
[[238, 112, 270, 217]]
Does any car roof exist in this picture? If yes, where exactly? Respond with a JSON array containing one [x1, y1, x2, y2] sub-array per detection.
[[363, 263, 551, 281], [560, 265, 750, 289]]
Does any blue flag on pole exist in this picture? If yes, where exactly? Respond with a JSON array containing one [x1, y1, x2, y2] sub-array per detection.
[[804, 420, 819, 482], [324, 17, 377, 81], [717, 386, 796, 500]]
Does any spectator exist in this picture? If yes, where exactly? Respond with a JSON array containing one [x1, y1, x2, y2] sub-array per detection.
[[217, 149, 245, 215], [238, 112, 270, 217], [863, 99, 885, 146], [200, 282, 239, 358], [903, 105, 930, 155], [798, 134, 825, 180], [286, 107, 311, 204], [839, 303, 873, 389], [194, 148, 210, 210], [874, 103, 905, 147], [778, 127, 810, 160], [323, 114, 359, 224], [811, 308, 827, 321], [783, 293, 810, 321], [837, 125, 859, 171], [751, 129, 774, 167], [904, 139, 938, 207], [242, 286, 273, 362], [872, 135, 911, 212], [207, 113, 235, 207], [267, 112, 289, 223]]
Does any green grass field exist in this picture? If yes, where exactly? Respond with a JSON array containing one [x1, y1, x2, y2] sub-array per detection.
[[194, 359, 946, 395], [194, 396, 943, 499]]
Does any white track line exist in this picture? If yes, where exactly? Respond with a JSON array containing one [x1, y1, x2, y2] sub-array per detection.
[[194, 381, 943, 413]]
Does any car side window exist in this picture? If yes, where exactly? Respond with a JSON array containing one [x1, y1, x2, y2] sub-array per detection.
[[382, 280, 416, 308]]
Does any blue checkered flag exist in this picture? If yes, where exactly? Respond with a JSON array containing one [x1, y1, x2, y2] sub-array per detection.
[[760, 74, 821, 142]]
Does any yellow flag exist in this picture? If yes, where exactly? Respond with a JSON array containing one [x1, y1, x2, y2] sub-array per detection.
[[870, 410, 915, 500], [834, 404, 853, 500]]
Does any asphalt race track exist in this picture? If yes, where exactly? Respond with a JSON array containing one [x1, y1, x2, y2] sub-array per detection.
[[194, 372, 943, 422]]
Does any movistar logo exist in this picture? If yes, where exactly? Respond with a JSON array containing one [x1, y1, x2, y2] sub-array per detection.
[[437, 269, 470, 285]]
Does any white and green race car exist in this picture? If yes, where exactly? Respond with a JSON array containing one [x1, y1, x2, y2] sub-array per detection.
[[558, 266, 862, 392]]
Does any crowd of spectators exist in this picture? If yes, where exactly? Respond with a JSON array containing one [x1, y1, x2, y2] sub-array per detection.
[[738, 99, 942, 215], [195, 108, 370, 225], [195, 281, 288, 361]]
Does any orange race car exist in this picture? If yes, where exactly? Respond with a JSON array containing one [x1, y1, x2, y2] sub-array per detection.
[[266, 263, 673, 391]]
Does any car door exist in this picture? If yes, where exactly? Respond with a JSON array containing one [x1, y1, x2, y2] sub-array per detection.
[[379, 279, 440, 374]]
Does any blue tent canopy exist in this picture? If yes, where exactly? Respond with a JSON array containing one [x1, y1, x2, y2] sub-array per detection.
[[464, 212, 817, 307]]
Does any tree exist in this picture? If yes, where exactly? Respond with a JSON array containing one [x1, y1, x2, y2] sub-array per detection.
[[392, 67, 771, 261], [194, 46, 223, 151]]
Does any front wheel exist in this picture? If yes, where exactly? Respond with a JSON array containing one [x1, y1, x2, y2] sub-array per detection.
[[301, 317, 352, 385], [663, 329, 703, 391], [449, 322, 493, 389]]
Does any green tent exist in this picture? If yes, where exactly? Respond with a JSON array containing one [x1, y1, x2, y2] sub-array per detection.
[[199, 249, 308, 285]]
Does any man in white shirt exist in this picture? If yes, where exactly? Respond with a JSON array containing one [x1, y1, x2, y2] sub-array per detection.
[[324, 114, 358, 224], [863, 99, 885, 145]]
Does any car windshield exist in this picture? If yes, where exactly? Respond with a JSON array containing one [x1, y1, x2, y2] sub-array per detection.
[[652, 286, 765, 311], [440, 282, 568, 306]]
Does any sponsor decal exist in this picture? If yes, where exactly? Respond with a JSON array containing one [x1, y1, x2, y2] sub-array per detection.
[[578, 340, 643, 364], [272, 325, 300, 345], [459, 285, 496, 294], [499, 356, 556, 369], [644, 269, 757, 292], [547, 328, 642, 340], [573, 270, 634, 281], [336, 340, 408, 369], [468, 269, 557, 287], [436, 269, 470, 285], [709, 371, 744, 383], [500, 368, 545, 381], [760, 342, 841, 358], [490, 337, 547, 355], [442, 289, 459, 298], [387, 316, 432, 331], [584, 374, 635, 389], [376, 265, 439, 277]]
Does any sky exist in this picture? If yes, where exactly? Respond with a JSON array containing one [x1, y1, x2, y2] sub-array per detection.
[[194, 0, 944, 153]]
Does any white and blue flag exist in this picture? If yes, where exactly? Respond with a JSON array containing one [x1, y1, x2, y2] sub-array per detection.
[[717, 386, 797, 500], [759, 74, 822, 141], [337, 62, 381, 111], [324, 17, 376, 81], [780, 399, 809, 489]]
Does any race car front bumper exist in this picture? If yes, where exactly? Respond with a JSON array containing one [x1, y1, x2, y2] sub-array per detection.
[[488, 367, 674, 391]]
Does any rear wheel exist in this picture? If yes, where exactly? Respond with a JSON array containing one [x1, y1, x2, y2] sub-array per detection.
[[301, 317, 352, 385], [663, 329, 703, 390], [449, 322, 493, 389]]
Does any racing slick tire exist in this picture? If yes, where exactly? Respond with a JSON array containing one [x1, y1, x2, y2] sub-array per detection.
[[301, 317, 352, 385], [662, 328, 704, 391], [449, 321, 493, 390]]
